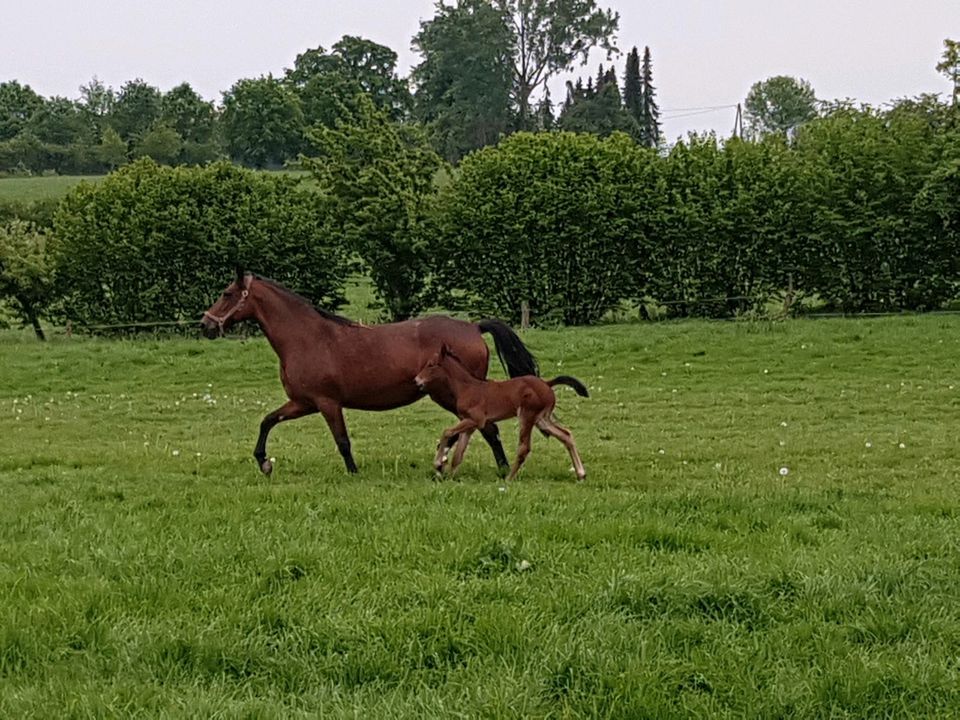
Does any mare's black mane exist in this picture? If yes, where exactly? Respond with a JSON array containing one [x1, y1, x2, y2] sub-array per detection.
[[255, 275, 358, 327]]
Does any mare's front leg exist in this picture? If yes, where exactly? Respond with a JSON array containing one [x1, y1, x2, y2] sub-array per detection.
[[255, 399, 316, 475], [318, 401, 358, 473]]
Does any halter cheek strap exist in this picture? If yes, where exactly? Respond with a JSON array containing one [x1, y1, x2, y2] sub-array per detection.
[[203, 275, 251, 336]]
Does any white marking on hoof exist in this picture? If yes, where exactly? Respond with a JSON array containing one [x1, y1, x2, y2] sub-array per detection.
[[260, 459, 273, 475]]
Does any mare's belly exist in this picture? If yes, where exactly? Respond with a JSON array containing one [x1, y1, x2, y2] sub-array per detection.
[[343, 384, 426, 411]]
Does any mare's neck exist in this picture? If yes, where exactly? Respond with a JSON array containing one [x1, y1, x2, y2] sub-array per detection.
[[251, 282, 341, 355]]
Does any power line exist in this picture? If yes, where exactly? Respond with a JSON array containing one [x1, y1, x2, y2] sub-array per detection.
[[660, 104, 738, 113]]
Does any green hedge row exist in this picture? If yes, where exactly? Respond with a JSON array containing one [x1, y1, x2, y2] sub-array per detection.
[[430, 103, 959, 323], [3, 99, 958, 335], [52, 160, 350, 329]]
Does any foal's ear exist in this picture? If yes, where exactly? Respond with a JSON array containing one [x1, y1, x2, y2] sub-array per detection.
[[440, 343, 451, 358]]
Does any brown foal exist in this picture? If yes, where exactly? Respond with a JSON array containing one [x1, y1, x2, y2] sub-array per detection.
[[414, 345, 588, 482]]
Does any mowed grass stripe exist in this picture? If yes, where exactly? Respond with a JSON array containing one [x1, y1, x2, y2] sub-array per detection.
[[1, 317, 959, 717]]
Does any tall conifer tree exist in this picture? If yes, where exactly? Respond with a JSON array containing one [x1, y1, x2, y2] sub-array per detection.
[[639, 46, 661, 147], [623, 47, 642, 124]]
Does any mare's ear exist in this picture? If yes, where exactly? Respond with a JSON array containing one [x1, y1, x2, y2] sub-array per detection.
[[235, 264, 245, 285]]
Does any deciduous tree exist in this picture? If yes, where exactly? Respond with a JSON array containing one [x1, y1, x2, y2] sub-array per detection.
[[744, 75, 817, 137], [412, 0, 515, 161]]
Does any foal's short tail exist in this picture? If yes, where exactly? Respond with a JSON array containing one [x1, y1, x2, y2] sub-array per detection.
[[477, 318, 539, 378], [548, 376, 590, 398]]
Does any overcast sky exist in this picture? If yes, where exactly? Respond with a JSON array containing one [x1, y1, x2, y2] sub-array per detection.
[[2, 1, 958, 140]]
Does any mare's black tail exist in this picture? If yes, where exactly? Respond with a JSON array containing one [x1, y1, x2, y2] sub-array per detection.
[[547, 376, 589, 398], [477, 318, 539, 378]]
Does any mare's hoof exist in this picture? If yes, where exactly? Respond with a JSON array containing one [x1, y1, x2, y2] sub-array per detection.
[[260, 459, 273, 475]]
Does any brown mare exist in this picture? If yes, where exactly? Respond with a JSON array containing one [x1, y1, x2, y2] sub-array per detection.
[[414, 345, 588, 482], [200, 269, 539, 474]]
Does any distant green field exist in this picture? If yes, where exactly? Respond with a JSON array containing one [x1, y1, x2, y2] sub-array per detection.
[[0, 169, 316, 204], [2, 316, 959, 716], [0, 175, 107, 202]]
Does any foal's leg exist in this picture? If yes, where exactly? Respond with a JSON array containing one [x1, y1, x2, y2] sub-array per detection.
[[449, 430, 476, 476], [537, 418, 586, 481], [435, 419, 478, 474], [254, 399, 316, 475], [317, 401, 358, 474], [505, 415, 535, 483], [442, 419, 509, 474]]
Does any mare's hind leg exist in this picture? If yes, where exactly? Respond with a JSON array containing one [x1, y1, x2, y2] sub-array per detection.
[[255, 399, 316, 475], [479, 423, 510, 476], [317, 401, 358, 474], [537, 418, 586, 481]]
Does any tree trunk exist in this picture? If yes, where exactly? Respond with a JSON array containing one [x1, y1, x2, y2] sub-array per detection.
[[28, 311, 46, 341]]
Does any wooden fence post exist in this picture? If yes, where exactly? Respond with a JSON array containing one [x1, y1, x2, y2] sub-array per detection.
[[520, 301, 530, 330]]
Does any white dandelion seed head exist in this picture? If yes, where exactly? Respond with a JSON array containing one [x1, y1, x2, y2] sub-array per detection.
[[172, 450, 180, 456], [779, 467, 789, 476], [898, 442, 906, 449], [865, 442, 872, 448]]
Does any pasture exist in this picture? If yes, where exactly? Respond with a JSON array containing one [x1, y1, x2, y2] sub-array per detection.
[[0, 175, 106, 202], [1, 317, 959, 717]]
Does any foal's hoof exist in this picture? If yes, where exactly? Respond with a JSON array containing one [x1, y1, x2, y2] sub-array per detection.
[[260, 459, 273, 475]]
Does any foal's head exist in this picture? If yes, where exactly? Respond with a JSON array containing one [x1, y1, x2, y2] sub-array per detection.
[[414, 344, 458, 391], [201, 267, 255, 338]]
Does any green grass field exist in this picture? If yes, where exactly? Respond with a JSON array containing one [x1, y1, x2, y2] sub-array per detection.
[[0, 170, 311, 204], [0, 175, 106, 202], [2, 316, 960, 717]]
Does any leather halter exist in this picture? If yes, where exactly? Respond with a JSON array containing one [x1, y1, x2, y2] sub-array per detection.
[[202, 275, 251, 336]]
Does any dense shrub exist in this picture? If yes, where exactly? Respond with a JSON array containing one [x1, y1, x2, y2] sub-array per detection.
[[793, 106, 956, 312], [0, 198, 61, 229], [53, 159, 350, 330], [647, 135, 817, 317], [431, 131, 659, 325], [305, 98, 443, 320]]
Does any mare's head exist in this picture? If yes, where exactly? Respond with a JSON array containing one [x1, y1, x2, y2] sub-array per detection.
[[201, 267, 255, 339], [414, 344, 457, 391]]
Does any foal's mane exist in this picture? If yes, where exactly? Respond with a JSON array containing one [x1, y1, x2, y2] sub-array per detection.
[[254, 275, 358, 327]]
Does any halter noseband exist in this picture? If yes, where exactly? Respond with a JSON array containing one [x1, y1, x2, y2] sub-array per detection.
[[203, 275, 251, 336]]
